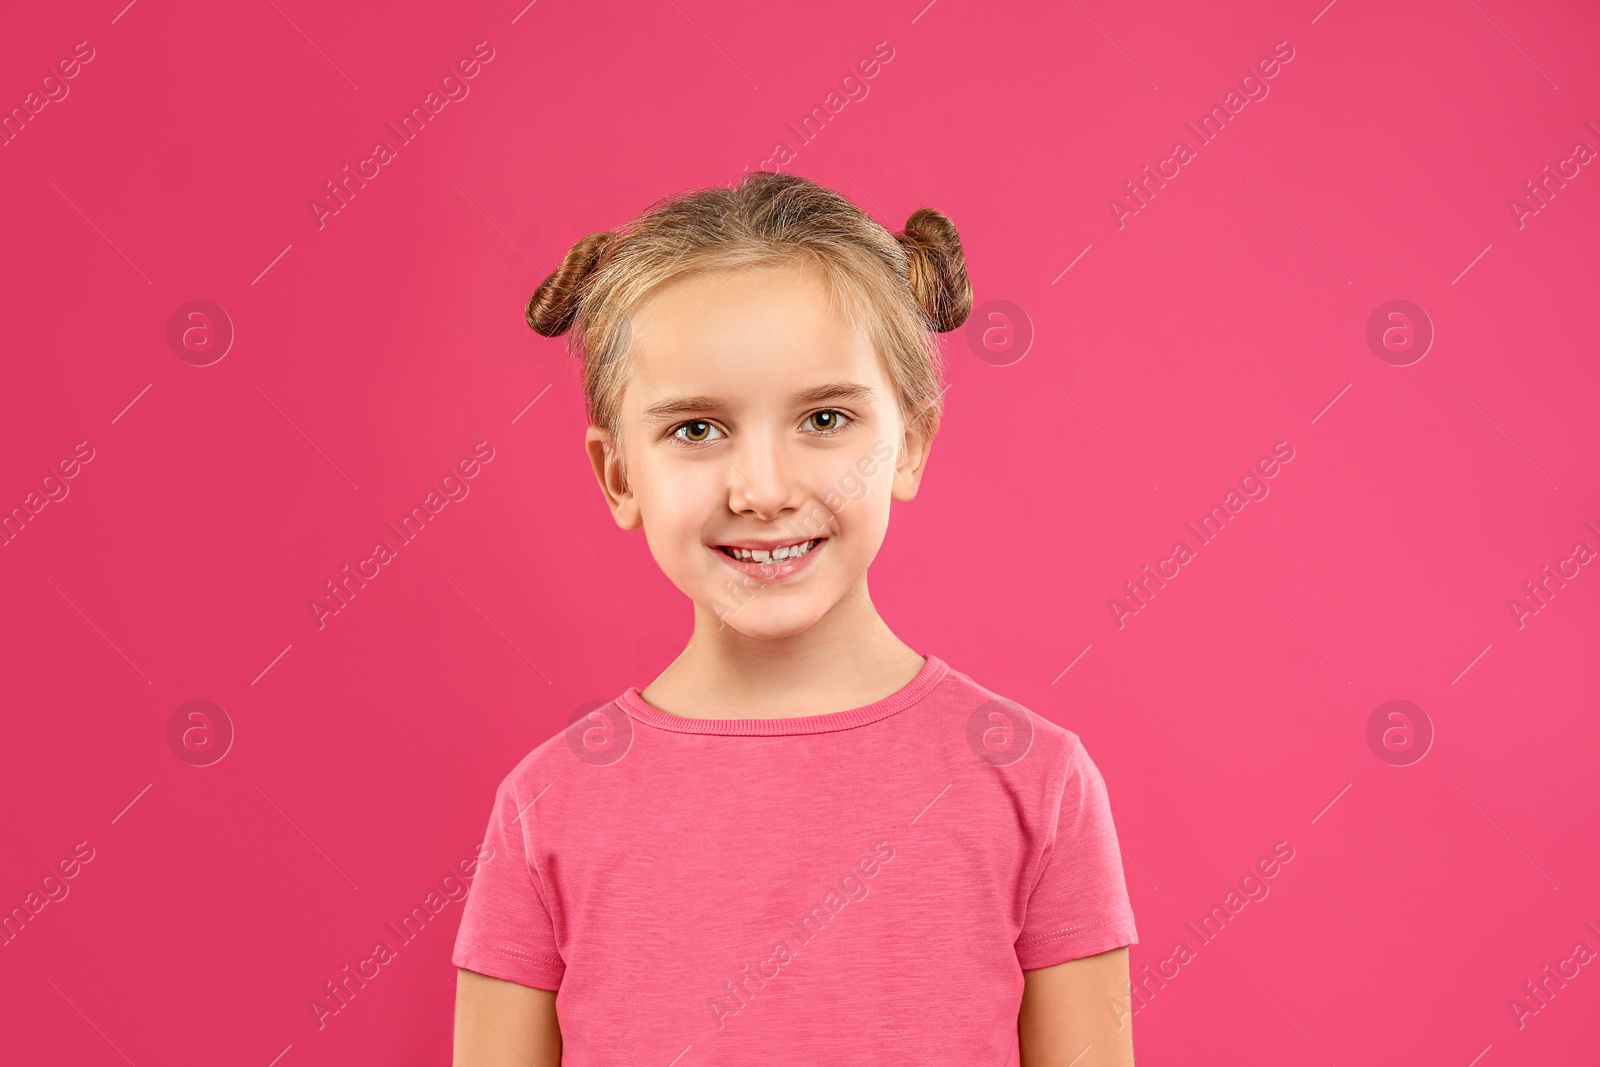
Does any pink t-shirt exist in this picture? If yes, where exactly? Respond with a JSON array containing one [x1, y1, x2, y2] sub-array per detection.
[[452, 654, 1138, 1064]]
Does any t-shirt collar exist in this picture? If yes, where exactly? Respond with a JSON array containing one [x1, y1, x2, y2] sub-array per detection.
[[614, 654, 949, 736]]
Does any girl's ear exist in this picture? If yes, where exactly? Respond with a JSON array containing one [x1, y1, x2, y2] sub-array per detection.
[[585, 425, 642, 529], [891, 424, 934, 502]]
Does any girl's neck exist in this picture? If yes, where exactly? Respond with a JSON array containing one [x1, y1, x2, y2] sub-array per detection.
[[639, 578, 926, 720]]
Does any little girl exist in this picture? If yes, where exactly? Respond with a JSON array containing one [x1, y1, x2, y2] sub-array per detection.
[[451, 172, 1139, 1066]]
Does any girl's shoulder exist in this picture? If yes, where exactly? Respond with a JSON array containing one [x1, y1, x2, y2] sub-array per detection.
[[924, 659, 1091, 774], [935, 660, 1086, 738], [486, 698, 632, 792]]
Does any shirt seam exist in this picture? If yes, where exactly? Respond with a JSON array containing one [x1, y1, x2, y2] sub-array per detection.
[[457, 936, 565, 969], [1016, 917, 1133, 948]]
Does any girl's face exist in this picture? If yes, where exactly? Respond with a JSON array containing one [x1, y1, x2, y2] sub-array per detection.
[[585, 261, 932, 640]]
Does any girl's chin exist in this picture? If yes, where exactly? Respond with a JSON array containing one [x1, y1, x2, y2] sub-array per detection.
[[699, 594, 837, 638]]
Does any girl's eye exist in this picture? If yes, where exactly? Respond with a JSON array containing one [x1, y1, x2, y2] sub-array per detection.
[[672, 420, 723, 444], [806, 409, 851, 434]]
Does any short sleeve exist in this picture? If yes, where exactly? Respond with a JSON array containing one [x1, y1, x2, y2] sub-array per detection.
[[452, 774, 566, 990], [1015, 737, 1139, 970]]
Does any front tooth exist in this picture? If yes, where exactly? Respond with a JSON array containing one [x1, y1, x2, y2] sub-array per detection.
[[751, 549, 771, 562]]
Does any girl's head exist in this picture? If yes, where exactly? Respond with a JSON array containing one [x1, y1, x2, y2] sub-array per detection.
[[528, 172, 970, 640]]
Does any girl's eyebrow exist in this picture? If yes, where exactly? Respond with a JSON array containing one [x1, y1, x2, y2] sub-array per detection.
[[640, 382, 876, 424], [641, 395, 723, 424], [792, 382, 876, 406]]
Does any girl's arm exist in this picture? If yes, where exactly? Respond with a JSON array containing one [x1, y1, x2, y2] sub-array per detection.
[[453, 968, 563, 1067], [1018, 947, 1135, 1067]]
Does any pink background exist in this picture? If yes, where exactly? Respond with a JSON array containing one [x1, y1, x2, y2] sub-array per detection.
[[2, 0, 1597, 1063]]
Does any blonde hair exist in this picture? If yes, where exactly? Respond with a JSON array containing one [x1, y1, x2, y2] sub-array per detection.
[[525, 172, 971, 455]]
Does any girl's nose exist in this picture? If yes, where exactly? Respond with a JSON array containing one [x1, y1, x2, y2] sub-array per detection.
[[726, 436, 804, 520]]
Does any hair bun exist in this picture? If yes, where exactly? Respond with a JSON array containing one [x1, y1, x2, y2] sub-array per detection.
[[895, 207, 972, 333], [526, 230, 617, 337]]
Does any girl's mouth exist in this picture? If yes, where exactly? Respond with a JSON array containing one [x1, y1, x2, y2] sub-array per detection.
[[711, 537, 825, 580]]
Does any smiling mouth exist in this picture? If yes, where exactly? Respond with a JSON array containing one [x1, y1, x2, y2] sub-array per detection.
[[714, 538, 822, 563]]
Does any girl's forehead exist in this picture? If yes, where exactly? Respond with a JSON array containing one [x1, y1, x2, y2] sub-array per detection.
[[633, 260, 835, 330], [623, 339, 890, 414], [625, 265, 882, 385]]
